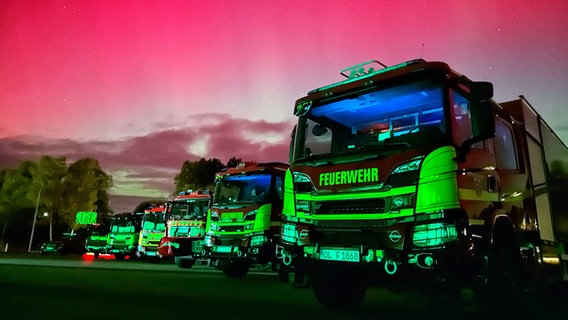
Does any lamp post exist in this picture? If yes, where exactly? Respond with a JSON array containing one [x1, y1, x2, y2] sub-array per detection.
[[27, 188, 41, 253], [44, 212, 52, 242]]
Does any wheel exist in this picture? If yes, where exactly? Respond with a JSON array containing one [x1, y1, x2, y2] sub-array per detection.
[[220, 260, 250, 278], [175, 256, 196, 269], [311, 269, 366, 310], [276, 263, 290, 283], [475, 223, 523, 315]]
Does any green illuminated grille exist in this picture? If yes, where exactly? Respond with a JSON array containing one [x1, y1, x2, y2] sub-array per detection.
[[314, 199, 386, 214]]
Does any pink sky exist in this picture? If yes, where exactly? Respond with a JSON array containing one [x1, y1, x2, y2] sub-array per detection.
[[1, 0, 568, 212]]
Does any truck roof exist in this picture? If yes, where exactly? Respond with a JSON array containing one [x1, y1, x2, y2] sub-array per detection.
[[296, 59, 469, 115], [216, 161, 288, 177], [174, 190, 211, 201]]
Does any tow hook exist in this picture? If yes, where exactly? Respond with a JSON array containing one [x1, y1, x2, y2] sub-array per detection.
[[385, 259, 398, 275], [282, 250, 293, 266]]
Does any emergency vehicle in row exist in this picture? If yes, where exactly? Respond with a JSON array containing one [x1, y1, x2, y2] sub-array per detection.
[[158, 190, 211, 268], [106, 212, 143, 260], [203, 162, 289, 278], [278, 59, 568, 311], [136, 206, 166, 259]]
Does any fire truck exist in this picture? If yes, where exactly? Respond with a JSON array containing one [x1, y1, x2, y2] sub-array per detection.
[[203, 161, 289, 278], [106, 212, 143, 260], [278, 59, 568, 310], [136, 206, 167, 259], [85, 223, 109, 258], [158, 190, 212, 268]]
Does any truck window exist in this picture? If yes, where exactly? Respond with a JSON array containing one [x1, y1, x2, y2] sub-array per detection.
[[275, 176, 284, 201], [451, 90, 484, 149], [494, 119, 518, 170], [304, 119, 333, 157]]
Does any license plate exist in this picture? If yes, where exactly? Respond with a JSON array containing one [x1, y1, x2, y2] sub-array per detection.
[[320, 248, 360, 262], [215, 245, 233, 253]]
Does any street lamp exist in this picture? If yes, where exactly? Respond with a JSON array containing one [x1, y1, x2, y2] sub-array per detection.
[[43, 212, 52, 242], [28, 188, 41, 253]]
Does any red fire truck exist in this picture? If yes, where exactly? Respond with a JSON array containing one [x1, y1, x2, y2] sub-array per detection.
[[158, 190, 211, 268], [278, 59, 568, 311], [203, 161, 289, 279]]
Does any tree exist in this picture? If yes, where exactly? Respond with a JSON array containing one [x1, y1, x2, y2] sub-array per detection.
[[61, 158, 112, 232], [28, 156, 68, 241], [0, 162, 36, 248], [174, 157, 224, 193], [0, 156, 113, 249]]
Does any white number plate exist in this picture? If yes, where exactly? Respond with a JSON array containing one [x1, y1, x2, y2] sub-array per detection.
[[320, 248, 360, 262], [215, 245, 233, 253]]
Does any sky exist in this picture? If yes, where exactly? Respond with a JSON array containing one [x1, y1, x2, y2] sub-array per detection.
[[1, 0, 568, 212]]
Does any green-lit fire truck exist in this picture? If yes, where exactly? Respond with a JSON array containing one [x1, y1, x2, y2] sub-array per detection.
[[106, 212, 143, 260], [136, 206, 166, 259], [203, 161, 288, 278], [278, 59, 568, 311]]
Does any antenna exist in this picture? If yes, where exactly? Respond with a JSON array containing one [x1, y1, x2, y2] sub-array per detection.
[[420, 43, 424, 59]]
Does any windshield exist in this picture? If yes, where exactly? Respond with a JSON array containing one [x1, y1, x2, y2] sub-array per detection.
[[142, 214, 166, 231], [213, 173, 271, 205], [169, 200, 209, 220], [168, 225, 190, 237], [110, 219, 135, 233], [293, 77, 448, 162]]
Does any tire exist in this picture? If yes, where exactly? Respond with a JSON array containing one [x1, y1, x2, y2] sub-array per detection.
[[175, 256, 196, 269], [311, 269, 367, 310], [275, 262, 291, 283], [475, 224, 523, 315], [221, 260, 250, 278]]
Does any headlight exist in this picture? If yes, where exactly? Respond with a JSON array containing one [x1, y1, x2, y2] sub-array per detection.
[[293, 172, 315, 192], [204, 235, 214, 247], [386, 158, 423, 187], [392, 158, 422, 173], [412, 222, 458, 247], [244, 209, 257, 220], [281, 223, 296, 243], [251, 235, 267, 246], [296, 200, 310, 212]]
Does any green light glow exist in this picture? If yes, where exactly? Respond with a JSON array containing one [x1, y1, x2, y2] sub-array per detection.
[[391, 158, 422, 174], [281, 223, 296, 243], [416, 146, 460, 213], [412, 222, 458, 247]]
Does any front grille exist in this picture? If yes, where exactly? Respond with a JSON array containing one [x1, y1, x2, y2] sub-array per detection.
[[311, 229, 386, 247], [313, 198, 386, 214], [315, 219, 395, 228], [220, 225, 245, 232]]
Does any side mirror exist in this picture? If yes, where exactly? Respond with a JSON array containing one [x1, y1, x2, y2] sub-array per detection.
[[458, 82, 495, 157], [470, 81, 493, 101]]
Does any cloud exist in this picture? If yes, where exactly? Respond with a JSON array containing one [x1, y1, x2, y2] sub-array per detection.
[[0, 114, 294, 211]]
